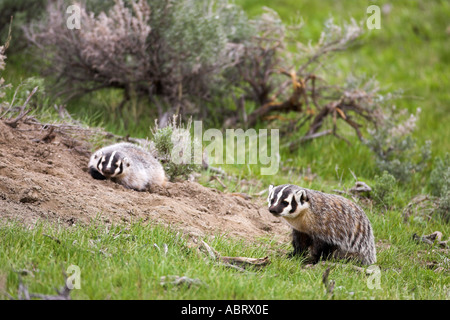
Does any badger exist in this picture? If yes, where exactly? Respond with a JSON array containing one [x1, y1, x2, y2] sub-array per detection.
[[88, 142, 166, 191], [268, 184, 376, 265]]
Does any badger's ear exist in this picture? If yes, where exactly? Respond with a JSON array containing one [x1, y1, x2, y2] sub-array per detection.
[[295, 190, 308, 205], [269, 184, 274, 193], [93, 151, 103, 159], [123, 157, 131, 167]]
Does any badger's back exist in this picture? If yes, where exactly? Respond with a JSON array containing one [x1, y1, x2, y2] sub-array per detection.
[[304, 188, 376, 265], [120, 143, 166, 190], [89, 142, 166, 191]]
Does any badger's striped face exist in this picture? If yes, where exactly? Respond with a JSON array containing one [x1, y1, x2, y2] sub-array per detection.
[[267, 184, 309, 219], [94, 151, 130, 178]]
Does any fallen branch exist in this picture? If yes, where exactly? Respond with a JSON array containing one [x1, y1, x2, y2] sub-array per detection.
[[412, 231, 448, 248], [210, 175, 227, 189], [4, 86, 38, 128], [12, 274, 71, 300], [230, 193, 252, 201], [43, 233, 62, 244], [198, 240, 270, 270], [160, 275, 205, 288], [349, 181, 372, 195]]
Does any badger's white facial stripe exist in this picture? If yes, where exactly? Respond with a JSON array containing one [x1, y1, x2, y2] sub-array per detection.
[[110, 159, 123, 177], [98, 155, 106, 172], [274, 185, 289, 206], [268, 185, 310, 220], [267, 185, 275, 207], [106, 151, 117, 169], [281, 193, 294, 215], [268, 185, 289, 208]]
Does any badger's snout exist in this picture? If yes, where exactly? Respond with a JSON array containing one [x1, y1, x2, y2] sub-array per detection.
[[269, 206, 281, 216], [101, 167, 115, 175]]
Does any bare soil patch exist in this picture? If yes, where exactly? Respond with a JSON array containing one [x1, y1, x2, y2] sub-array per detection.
[[0, 120, 289, 242]]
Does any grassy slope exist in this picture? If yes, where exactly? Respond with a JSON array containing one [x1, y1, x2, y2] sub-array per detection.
[[1, 218, 448, 300], [1, 1, 449, 300]]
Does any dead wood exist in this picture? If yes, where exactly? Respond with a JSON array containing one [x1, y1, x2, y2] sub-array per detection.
[[412, 231, 448, 248], [349, 181, 372, 195], [12, 274, 71, 300], [160, 275, 205, 288], [198, 240, 270, 270], [230, 193, 252, 201], [3, 86, 38, 128]]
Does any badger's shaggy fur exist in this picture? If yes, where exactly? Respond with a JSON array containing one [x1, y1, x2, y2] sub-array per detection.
[[88, 142, 166, 191], [268, 184, 376, 265]]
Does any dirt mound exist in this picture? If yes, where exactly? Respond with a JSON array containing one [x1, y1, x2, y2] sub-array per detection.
[[0, 120, 289, 242]]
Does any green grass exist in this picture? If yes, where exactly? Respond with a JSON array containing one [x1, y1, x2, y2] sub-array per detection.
[[1, 214, 448, 300], [1, 0, 449, 300]]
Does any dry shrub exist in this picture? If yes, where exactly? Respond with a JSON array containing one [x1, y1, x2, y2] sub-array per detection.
[[0, 23, 12, 110], [23, 1, 433, 178], [25, 0, 151, 100], [365, 106, 431, 182], [24, 0, 250, 125]]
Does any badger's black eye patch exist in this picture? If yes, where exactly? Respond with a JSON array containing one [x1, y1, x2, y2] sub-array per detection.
[[281, 201, 289, 206]]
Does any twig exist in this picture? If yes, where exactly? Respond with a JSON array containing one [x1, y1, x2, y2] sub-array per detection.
[[210, 175, 227, 189], [230, 193, 252, 200], [322, 267, 335, 297], [412, 231, 447, 248], [13, 274, 71, 300], [4, 86, 38, 128], [43, 233, 61, 244], [160, 275, 204, 288], [198, 240, 270, 270], [200, 240, 218, 260]]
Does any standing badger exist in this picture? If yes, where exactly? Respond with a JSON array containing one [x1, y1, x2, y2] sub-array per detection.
[[88, 142, 166, 191], [268, 184, 376, 265]]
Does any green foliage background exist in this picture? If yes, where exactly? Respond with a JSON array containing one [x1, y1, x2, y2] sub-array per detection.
[[0, 0, 449, 300]]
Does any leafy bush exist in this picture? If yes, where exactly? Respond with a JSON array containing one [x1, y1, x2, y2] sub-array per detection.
[[437, 190, 450, 222], [0, 31, 47, 118], [0, 39, 11, 108], [21, 0, 436, 184], [365, 106, 431, 182], [429, 153, 449, 197], [25, 1, 388, 142], [151, 116, 201, 181], [429, 153, 450, 221], [372, 171, 397, 210], [24, 0, 252, 125]]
